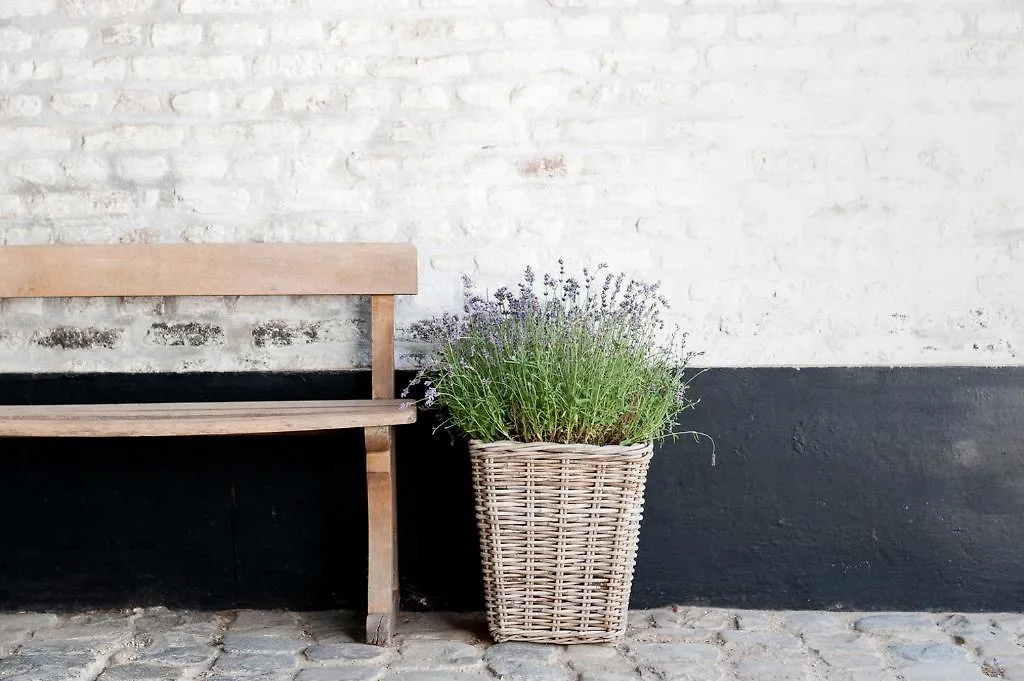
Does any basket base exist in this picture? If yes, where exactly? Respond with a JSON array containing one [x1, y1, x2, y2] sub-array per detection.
[[491, 628, 627, 645]]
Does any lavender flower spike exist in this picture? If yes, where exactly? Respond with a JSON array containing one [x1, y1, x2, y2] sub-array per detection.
[[400, 261, 706, 449]]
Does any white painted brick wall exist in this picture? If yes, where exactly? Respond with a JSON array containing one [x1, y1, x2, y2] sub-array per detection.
[[0, 0, 1022, 371]]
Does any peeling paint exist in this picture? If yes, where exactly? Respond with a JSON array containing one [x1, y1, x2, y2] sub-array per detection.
[[119, 228, 160, 244], [147, 322, 225, 347], [251, 321, 319, 348], [251, 319, 364, 348], [33, 326, 121, 350]]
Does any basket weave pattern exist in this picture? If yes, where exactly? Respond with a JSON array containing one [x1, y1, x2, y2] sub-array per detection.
[[470, 440, 653, 644]]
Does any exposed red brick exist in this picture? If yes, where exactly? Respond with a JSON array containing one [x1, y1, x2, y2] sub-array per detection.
[[518, 155, 567, 178]]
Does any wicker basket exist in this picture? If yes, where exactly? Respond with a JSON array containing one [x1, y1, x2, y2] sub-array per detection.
[[469, 440, 654, 644]]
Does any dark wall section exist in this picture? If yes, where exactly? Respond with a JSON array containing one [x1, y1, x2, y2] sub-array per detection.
[[0, 371, 479, 612], [636, 368, 1024, 612], [0, 368, 1022, 613]]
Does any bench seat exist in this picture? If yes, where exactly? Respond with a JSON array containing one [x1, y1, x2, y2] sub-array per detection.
[[0, 399, 415, 437]]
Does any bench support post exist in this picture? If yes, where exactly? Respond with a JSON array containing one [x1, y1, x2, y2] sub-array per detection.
[[365, 425, 398, 645], [366, 295, 398, 645]]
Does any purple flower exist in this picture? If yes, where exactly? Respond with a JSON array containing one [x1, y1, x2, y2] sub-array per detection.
[[401, 259, 697, 444]]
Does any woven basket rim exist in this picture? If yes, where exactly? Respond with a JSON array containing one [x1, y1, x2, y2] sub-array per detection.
[[469, 439, 652, 455], [469, 439, 652, 446]]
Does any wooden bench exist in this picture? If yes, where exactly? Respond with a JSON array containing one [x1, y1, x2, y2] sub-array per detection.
[[0, 243, 417, 645]]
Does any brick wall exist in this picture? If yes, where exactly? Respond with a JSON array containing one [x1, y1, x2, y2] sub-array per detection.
[[0, 0, 1021, 371]]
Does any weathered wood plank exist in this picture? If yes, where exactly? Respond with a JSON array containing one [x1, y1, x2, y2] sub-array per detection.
[[0, 400, 415, 437], [366, 296, 399, 645], [370, 296, 395, 400], [365, 425, 398, 646], [0, 244, 418, 298]]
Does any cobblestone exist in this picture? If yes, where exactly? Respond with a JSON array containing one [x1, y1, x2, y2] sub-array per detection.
[[398, 639, 481, 667], [389, 674, 490, 681], [627, 641, 721, 665], [900, 663, 990, 681], [295, 668, 384, 681], [223, 633, 310, 655], [853, 613, 937, 635], [212, 652, 299, 677], [889, 641, 968, 663], [305, 642, 390, 662], [131, 641, 217, 665], [732, 660, 810, 681], [0, 607, 1018, 680], [577, 673, 638, 681], [485, 642, 563, 679], [97, 662, 179, 680], [566, 644, 637, 679]]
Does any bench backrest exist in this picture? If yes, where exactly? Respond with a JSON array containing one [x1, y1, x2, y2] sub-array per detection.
[[0, 244, 417, 297], [0, 243, 418, 399]]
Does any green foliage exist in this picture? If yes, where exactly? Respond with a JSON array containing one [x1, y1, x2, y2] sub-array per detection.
[[406, 263, 701, 446]]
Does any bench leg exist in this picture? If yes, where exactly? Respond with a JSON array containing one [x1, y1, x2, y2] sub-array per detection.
[[364, 425, 398, 646]]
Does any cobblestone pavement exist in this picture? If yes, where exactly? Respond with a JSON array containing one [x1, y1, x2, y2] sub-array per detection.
[[1, 606, 1022, 681]]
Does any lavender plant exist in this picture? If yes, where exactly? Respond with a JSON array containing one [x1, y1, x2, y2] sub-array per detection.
[[405, 262, 705, 447]]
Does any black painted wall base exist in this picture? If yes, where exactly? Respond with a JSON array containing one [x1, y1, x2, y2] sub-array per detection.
[[1, 368, 1023, 613]]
